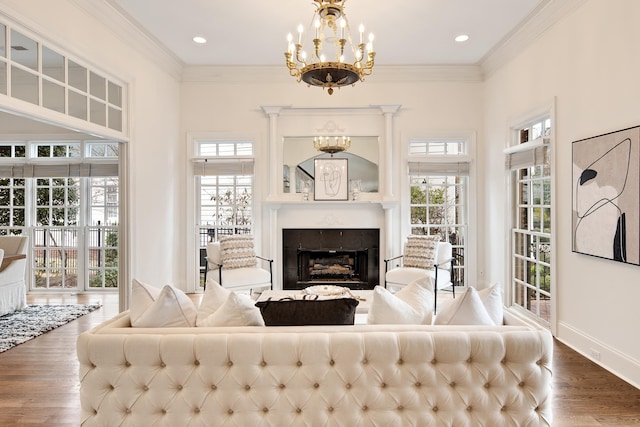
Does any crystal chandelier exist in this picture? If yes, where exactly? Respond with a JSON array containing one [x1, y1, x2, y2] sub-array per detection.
[[313, 136, 351, 156], [285, 0, 375, 95]]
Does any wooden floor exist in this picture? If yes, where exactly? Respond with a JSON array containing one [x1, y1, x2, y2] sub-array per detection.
[[0, 293, 639, 426]]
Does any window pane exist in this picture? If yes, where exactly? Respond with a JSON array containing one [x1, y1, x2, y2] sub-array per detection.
[[42, 46, 65, 82], [0, 24, 5, 58], [0, 62, 6, 95], [90, 98, 106, 126], [108, 106, 122, 131], [11, 66, 38, 104], [108, 81, 122, 107], [68, 60, 87, 92], [11, 30, 38, 71], [43, 79, 65, 113], [69, 90, 87, 120], [89, 71, 106, 100]]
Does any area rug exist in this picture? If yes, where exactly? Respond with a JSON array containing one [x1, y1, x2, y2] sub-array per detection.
[[0, 304, 101, 353]]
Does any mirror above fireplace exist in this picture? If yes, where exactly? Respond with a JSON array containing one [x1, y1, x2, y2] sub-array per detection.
[[282, 136, 379, 194]]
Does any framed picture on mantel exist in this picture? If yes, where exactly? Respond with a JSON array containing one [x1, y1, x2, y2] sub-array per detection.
[[314, 158, 348, 201]]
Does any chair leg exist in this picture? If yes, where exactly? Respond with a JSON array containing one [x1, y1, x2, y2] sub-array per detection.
[[434, 288, 438, 314]]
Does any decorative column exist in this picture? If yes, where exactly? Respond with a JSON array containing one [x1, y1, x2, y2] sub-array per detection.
[[378, 105, 401, 261]]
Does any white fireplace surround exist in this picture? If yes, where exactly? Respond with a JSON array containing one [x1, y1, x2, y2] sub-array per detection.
[[261, 105, 401, 290]]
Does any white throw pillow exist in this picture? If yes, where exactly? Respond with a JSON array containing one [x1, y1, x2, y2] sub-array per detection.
[[368, 279, 434, 325], [196, 281, 231, 326], [130, 279, 197, 327], [198, 292, 265, 327], [477, 283, 504, 326], [434, 287, 494, 326]]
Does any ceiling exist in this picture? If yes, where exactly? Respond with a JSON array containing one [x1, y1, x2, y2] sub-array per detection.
[[109, 0, 545, 67]]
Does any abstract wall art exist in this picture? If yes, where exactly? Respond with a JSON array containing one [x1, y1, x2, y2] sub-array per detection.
[[572, 125, 640, 265], [314, 158, 348, 201]]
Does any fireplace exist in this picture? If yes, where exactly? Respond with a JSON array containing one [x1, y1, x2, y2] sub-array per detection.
[[283, 228, 380, 290]]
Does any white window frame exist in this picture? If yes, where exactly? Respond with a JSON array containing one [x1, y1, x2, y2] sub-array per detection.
[[401, 131, 477, 288], [504, 99, 557, 334], [185, 132, 262, 293]]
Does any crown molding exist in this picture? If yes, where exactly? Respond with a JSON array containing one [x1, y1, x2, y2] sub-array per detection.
[[182, 64, 483, 84], [71, 0, 183, 80], [480, 0, 587, 78]]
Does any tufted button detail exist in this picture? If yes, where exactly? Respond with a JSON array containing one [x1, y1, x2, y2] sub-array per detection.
[[109, 384, 115, 390], [433, 406, 439, 412], [260, 360, 267, 367], [467, 406, 473, 412], [244, 385, 251, 391], [160, 362, 166, 368], [279, 383, 285, 389], [194, 407, 200, 414], [397, 405, 404, 411], [537, 360, 542, 365], [328, 407, 334, 413], [450, 381, 456, 388], [362, 358, 368, 365], [263, 407, 269, 413], [125, 408, 131, 414], [501, 358, 506, 364], [467, 357, 473, 363], [125, 361, 131, 367], [381, 382, 387, 388], [519, 381, 525, 387], [398, 359, 403, 365], [296, 361, 302, 367], [194, 360, 200, 366], [431, 359, 437, 364], [227, 409, 234, 415], [415, 382, 422, 387], [345, 383, 351, 389], [211, 384, 217, 390], [161, 409, 167, 415], [227, 361, 233, 367], [484, 383, 490, 389], [535, 406, 540, 412], [501, 406, 507, 412], [362, 405, 368, 411], [93, 409, 98, 415], [177, 385, 183, 391], [91, 363, 96, 369], [313, 383, 320, 389], [296, 408, 302, 414], [143, 385, 149, 391], [329, 359, 335, 366]]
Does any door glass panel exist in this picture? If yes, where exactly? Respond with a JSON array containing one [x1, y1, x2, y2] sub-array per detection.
[[10, 30, 38, 71], [42, 46, 65, 82], [108, 81, 122, 107], [108, 106, 122, 131], [11, 66, 38, 104]]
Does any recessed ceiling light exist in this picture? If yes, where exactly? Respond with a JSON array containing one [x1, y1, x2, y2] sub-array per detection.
[[192, 36, 207, 44], [455, 34, 469, 43]]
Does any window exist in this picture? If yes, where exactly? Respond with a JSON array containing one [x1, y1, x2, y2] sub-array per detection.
[[408, 138, 470, 286], [0, 20, 125, 132], [506, 117, 552, 324], [0, 140, 120, 291], [194, 140, 255, 286]]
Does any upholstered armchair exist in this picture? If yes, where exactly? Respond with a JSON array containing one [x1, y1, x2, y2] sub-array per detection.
[[384, 237, 455, 312], [0, 235, 29, 316], [205, 235, 273, 293]]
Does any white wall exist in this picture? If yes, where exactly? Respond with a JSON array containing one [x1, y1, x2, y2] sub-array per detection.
[[0, 1, 182, 296], [483, 0, 640, 387]]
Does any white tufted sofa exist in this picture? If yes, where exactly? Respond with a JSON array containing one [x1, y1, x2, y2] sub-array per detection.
[[77, 309, 553, 426]]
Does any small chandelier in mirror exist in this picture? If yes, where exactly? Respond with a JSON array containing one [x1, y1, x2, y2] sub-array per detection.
[[314, 136, 351, 156], [285, 0, 375, 95]]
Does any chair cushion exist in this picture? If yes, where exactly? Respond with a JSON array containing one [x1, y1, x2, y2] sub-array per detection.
[[220, 267, 271, 289], [386, 266, 451, 290], [219, 235, 257, 269], [256, 297, 359, 326], [403, 235, 440, 269]]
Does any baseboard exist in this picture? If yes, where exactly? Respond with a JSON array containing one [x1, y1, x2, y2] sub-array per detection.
[[557, 321, 640, 390]]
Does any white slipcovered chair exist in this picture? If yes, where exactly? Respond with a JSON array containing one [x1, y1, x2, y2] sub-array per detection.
[[384, 240, 454, 312], [0, 235, 29, 316], [205, 239, 273, 293]]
